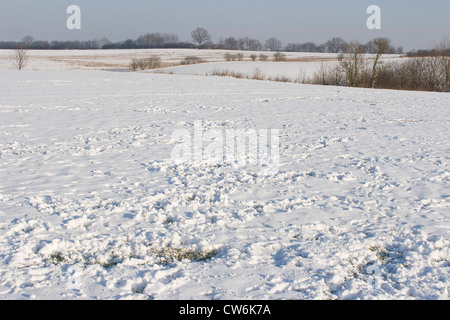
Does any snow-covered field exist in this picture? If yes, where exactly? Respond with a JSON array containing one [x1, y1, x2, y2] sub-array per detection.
[[0, 49, 402, 81], [0, 50, 449, 300], [0, 49, 340, 72]]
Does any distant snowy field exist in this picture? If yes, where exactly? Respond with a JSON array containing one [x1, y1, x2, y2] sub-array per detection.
[[0, 49, 335, 71], [0, 49, 402, 79], [0, 50, 448, 300]]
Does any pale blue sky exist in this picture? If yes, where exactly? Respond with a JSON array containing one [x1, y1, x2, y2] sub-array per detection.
[[0, 0, 449, 50]]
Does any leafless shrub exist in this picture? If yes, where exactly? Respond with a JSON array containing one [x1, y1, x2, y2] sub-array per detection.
[[224, 53, 236, 61], [259, 54, 268, 61], [309, 55, 449, 92], [181, 56, 204, 65], [130, 56, 161, 71], [421, 57, 442, 91], [145, 56, 162, 69], [270, 75, 290, 82], [250, 54, 258, 61], [440, 56, 450, 91], [11, 47, 29, 70], [273, 52, 287, 61], [252, 68, 265, 80], [130, 59, 147, 71], [294, 70, 308, 84], [130, 60, 139, 71], [308, 63, 345, 86], [380, 57, 450, 92], [210, 68, 244, 79], [224, 53, 244, 62]]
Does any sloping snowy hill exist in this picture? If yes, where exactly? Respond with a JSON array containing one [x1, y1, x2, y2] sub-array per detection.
[[0, 69, 448, 299]]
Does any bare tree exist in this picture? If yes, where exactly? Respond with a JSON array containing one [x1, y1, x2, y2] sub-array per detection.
[[231, 37, 263, 51], [325, 37, 347, 53], [21, 35, 34, 48], [162, 33, 179, 44], [285, 43, 302, 52], [11, 46, 29, 70], [265, 37, 282, 51], [302, 42, 317, 52], [237, 38, 247, 50], [365, 40, 376, 54], [435, 38, 450, 56], [369, 37, 391, 88], [339, 41, 367, 87], [436, 39, 450, 91], [223, 37, 238, 50], [316, 43, 326, 53], [136, 33, 165, 48], [98, 37, 111, 48], [247, 39, 263, 51], [191, 28, 211, 48]]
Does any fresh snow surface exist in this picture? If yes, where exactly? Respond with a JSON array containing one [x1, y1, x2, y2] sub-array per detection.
[[0, 66, 449, 300]]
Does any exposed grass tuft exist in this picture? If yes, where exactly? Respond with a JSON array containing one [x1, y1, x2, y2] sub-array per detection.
[[49, 252, 66, 264], [153, 247, 220, 265]]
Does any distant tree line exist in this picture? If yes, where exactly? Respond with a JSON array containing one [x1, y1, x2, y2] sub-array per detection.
[[0, 34, 194, 50], [0, 36, 113, 50], [407, 49, 450, 57], [283, 37, 404, 54], [1, 30, 406, 54]]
